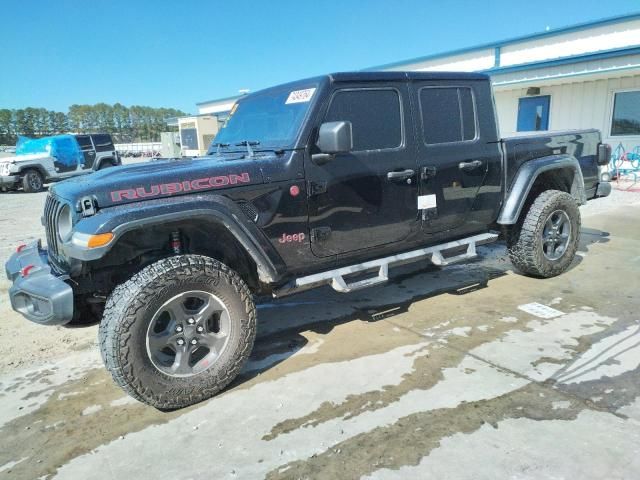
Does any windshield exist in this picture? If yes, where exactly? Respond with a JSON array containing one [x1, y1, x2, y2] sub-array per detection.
[[210, 84, 318, 152]]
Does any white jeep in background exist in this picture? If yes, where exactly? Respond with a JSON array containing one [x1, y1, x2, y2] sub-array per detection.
[[0, 133, 121, 193]]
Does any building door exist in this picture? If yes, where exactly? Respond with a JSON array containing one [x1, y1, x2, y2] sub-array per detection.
[[517, 95, 550, 131], [306, 84, 419, 257]]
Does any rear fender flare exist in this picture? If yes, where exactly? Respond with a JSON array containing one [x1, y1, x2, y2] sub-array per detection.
[[498, 154, 585, 225], [94, 157, 115, 170]]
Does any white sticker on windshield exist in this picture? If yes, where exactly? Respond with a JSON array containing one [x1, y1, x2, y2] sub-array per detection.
[[286, 88, 316, 104]]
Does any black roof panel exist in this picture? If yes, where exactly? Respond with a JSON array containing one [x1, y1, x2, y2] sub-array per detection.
[[329, 71, 489, 82]]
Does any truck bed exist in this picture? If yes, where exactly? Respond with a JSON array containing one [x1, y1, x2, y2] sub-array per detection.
[[501, 129, 601, 198]]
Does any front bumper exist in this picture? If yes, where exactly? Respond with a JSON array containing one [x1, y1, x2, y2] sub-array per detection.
[[5, 241, 74, 325], [0, 175, 18, 187]]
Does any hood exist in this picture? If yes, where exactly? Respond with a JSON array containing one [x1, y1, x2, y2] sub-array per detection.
[[52, 155, 265, 208], [1, 153, 50, 163]]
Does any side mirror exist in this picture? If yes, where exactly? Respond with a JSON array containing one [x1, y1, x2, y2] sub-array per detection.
[[597, 143, 611, 166], [313, 121, 353, 164], [317, 121, 353, 153]]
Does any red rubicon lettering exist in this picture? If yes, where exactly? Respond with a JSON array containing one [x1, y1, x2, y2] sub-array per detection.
[[111, 189, 138, 202], [210, 176, 229, 187], [136, 185, 160, 197], [160, 183, 183, 195], [229, 173, 250, 184], [191, 178, 210, 190], [109, 173, 251, 203]]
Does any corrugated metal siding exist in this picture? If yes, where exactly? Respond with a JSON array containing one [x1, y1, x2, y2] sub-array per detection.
[[494, 74, 640, 152], [394, 49, 495, 72], [500, 18, 640, 66]]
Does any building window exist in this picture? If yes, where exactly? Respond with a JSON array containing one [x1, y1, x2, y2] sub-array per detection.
[[611, 90, 640, 136], [180, 128, 198, 150], [325, 89, 402, 151], [419, 87, 476, 144], [517, 95, 550, 132]]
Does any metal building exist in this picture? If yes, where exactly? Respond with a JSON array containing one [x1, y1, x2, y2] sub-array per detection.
[[196, 13, 640, 162], [368, 12, 640, 159]]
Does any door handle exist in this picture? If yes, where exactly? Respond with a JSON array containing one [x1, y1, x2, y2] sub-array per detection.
[[458, 160, 483, 171], [387, 169, 415, 181]]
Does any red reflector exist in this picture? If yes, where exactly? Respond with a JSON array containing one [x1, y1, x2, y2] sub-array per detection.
[[21, 265, 35, 277], [16, 244, 26, 253], [289, 185, 300, 197]]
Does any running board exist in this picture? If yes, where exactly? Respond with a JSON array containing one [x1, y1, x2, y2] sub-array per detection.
[[281, 232, 498, 295]]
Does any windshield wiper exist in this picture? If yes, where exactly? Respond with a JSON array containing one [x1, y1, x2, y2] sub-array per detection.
[[235, 140, 260, 158], [211, 142, 230, 155]]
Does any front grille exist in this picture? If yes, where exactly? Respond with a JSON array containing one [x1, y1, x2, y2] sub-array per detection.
[[44, 194, 65, 266]]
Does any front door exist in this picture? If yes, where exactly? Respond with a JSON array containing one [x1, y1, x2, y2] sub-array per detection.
[[306, 84, 419, 257], [411, 83, 491, 233]]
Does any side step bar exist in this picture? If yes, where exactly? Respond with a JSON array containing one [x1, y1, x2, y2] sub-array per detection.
[[277, 232, 498, 295]]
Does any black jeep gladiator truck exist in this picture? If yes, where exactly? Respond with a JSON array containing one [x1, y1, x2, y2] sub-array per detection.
[[6, 72, 611, 409]]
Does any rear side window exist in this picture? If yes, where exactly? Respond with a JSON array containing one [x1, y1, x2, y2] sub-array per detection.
[[324, 89, 402, 151], [75, 135, 93, 151], [419, 87, 476, 144], [91, 134, 114, 152]]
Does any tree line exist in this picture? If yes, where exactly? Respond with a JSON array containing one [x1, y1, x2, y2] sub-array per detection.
[[0, 104, 187, 145]]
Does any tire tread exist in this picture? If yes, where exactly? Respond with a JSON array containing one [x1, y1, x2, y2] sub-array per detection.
[[99, 255, 256, 409], [507, 190, 581, 278]]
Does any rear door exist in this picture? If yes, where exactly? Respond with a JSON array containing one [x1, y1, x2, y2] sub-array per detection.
[[306, 83, 419, 257], [76, 135, 97, 170], [91, 134, 116, 168], [411, 81, 498, 233]]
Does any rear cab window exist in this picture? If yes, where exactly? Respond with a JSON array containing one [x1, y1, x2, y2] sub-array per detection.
[[419, 86, 477, 144], [324, 88, 403, 151], [91, 134, 114, 152]]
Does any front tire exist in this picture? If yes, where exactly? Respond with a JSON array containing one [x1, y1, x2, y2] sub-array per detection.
[[99, 255, 256, 409], [22, 169, 44, 193], [507, 190, 581, 278]]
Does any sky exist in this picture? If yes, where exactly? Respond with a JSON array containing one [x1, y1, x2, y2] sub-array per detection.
[[1, 0, 638, 114]]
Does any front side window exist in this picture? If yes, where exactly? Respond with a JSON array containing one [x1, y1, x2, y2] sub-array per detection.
[[75, 135, 93, 151], [517, 95, 550, 132], [611, 90, 640, 136], [324, 88, 402, 151], [420, 87, 476, 144]]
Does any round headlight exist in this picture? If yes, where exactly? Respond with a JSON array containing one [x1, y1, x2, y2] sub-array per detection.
[[57, 204, 73, 242]]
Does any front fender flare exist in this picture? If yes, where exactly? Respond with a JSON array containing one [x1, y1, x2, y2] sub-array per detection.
[[497, 154, 586, 225], [63, 194, 285, 283]]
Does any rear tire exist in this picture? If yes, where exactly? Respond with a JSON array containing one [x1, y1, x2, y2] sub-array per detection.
[[507, 190, 580, 278], [99, 255, 256, 409], [22, 169, 44, 193]]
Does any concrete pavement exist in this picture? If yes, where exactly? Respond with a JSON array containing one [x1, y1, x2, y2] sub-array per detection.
[[0, 192, 639, 479]]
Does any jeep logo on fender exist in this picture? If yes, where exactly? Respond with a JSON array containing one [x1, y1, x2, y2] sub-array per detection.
[[110, 173, 251, 202]]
